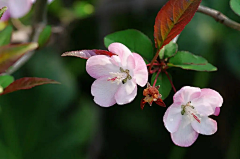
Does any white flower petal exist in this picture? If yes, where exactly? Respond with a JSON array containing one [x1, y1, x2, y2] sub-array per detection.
[[115, 80, 137, 105], [86, 55, 119, 79], [132, 53, 148, 87], [171, 116, 199, 147], [163, 103, 182, 133], [8, 0, 32, 18], [91, 76, 120, 107], [192, 88, 223, 116], [173, 86, 201, 105], [191, 116, 217, 135], [108, 43, 132, 68]]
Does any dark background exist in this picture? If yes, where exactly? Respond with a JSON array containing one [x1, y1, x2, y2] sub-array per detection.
[[0, 0, 240, 158]]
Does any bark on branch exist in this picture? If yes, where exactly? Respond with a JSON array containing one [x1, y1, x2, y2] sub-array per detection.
[[198, 5, 240, 31]]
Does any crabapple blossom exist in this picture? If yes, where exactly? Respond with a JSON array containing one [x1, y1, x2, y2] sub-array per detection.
[[163, 86, 223, 147], [86, 42, 148, 107], [0, 0, 53, 21]]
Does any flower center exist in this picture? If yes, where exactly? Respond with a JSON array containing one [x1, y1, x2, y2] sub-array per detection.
[[181, 101, 201, 123], [108, 67, 132, 84]]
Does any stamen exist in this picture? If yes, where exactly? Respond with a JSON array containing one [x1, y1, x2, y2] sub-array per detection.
[[107, 77, 117, 82], [191, 113, 201, 123], [181, 101, 201, 123], [108, 67, 132, 84]]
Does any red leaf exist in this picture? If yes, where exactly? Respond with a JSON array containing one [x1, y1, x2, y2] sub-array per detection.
[[0, 77, 60, 95], [61, 49, 116, 59], [154, 0, 202, 49], [0, 43, 38, 73]]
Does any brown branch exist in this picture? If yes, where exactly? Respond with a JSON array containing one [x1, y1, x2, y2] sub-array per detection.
[[198, 5, 240, 31], [7, 0, 48, 75]]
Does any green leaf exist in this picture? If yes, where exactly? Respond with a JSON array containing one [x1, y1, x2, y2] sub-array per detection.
[[151, 72, 172, 100], [230, 0, 240, 16], [0, 75, 14, 89], [0, 26, 13, 46], [159, 41, 178, 59], [104, 29, 154, 61], [0, 43, 38, 74], [168, 51, 217, 71], [0, 7, 7, 20], [38, 25, 52, 48]]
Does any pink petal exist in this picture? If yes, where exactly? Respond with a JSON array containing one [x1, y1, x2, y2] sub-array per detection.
[[8, 0, 32, 18], [31, 0, 54, 3], [191, 100, 215, 116], [91, 76, 120, 107], [115, 80, 137, 105], [191, 88, 223, 116], [173, 86, 201, 105], [132, 53, 148, 87], [200, 88, 223, 108], [171, 116, 199, 147], [86, 55, 119, 79], [213, 107, 220, 116], [108, 43, 132, 68], [126, 54, 135, 73], [163, 103, 182, 133], [191, 117, 217, 135]]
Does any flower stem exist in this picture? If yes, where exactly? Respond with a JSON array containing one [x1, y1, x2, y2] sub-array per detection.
[[164, 70, 176, 92], [146, 63, 160, 67], [153, 68, 161, 87], [149, 50, 160, 72]]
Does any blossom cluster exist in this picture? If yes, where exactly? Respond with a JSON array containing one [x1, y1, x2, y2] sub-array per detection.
[[83, 42, 223, 147]]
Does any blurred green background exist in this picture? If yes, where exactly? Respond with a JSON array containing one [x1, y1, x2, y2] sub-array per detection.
[[0, 0, 240, 158]]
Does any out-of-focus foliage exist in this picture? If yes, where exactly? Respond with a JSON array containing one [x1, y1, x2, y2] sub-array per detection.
[[230, 0, 240, 16], [0, 26, 12, 46], [0, 43, 38, 74], [0, 6, 7, 19], [38, 25, 52, 48]]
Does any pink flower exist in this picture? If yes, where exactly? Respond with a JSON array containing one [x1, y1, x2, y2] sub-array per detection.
[[0, 0, 32, 21], [0, 0, 53, 21], [163, 86, 223, 147], [86, 42, 148, 107]]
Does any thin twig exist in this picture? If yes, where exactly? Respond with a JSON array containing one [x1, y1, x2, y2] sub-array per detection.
[[198, 5, 240, 31], [164, 70, 176, 93], [149, 50, 160, 73], [7, 0, 48, 75], [146, 63, 161, 67], [153, 68, 161, 87]]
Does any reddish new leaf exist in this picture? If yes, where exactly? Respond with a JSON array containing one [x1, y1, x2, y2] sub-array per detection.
[[0, 77, 60, 95], [0, 43, 38, 73], [61, 49, 116, 59], [154, 0, 202, 49]]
